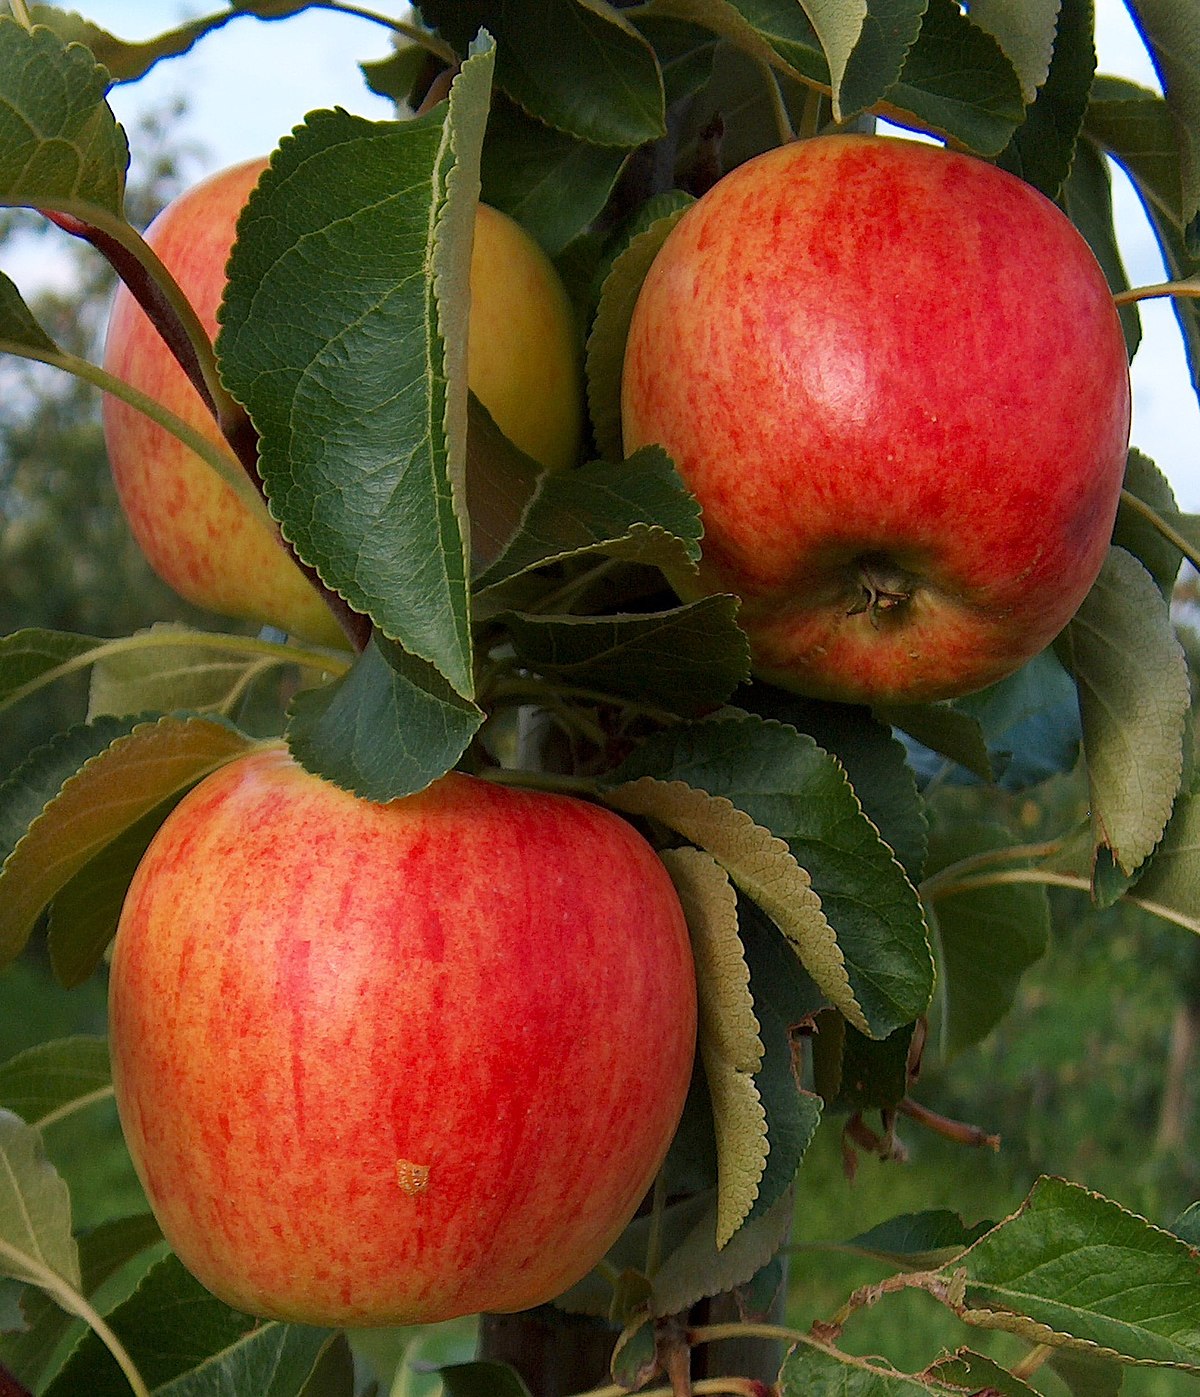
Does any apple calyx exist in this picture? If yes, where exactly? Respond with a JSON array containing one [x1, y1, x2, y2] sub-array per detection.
[[849, 555, 916, 628]]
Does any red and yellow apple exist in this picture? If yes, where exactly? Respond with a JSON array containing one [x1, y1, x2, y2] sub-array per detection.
[[103, 160, 582, 645], [621, 133, 1131, 705], [108, 749, 696, 1326]]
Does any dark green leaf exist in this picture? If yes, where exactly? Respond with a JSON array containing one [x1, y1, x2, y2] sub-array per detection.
[[611, 1312, 657, 1391], [587, 200, 692, 463], [286, 638, 483, 802], [747, 995, 821, 1224], [0, 1213, 163, 1394], [474, 450, 702, 592], [1061, 135, 1142, 357], [44, 1254, 333, 1397], [779, 1338, 969, 1393], [812, 1011, 914, 1112], [875, 702, 993, 784], [925, 1349, 1039, 1395], [844, 1211, 992, 1269], [439, 1361, 534, 1397], [0, 629, 101, 714], [1049, 1348, 1125, 1397], [741, 688, 928, 882], [0, 1037, 110, 1127], [465, 392, 546, 575], [945, 1176, 1200, 1367], [994, 0, 1095, 199], [1172, 1202, 1200, 1248], [924, 822, 1050, 1058], [610, 713, 934, 1037], [1084, 78, 1200, 392], [423, 0, 665, 147], [801, 0, 926, 123], [501, 597, 749, 717], [219, 49, 495, 699], [884, 0, 1025, 155], [480, 95, 629, 257], [1130, 0, 1200, 247]]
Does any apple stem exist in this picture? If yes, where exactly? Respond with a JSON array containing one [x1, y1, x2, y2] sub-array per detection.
[[1113, 275, 1200, 306], [849, 557, 913, 625]]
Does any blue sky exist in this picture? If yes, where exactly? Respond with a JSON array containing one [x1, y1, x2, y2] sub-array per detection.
[[12, 0, 1200, 508]]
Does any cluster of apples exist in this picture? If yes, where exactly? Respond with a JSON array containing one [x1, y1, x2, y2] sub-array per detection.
[[104, 135, 1129, 1324]]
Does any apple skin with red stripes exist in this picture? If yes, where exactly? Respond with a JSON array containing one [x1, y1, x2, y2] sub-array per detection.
[[108, 749, 696, 1326], [621, 133, 1131, 705]]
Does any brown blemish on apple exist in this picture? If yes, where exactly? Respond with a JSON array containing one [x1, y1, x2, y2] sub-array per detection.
[[396, 1159, 431, 1196]]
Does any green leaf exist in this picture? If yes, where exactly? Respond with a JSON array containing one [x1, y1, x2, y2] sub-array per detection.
[[0, 715, 255, 969], [1115, 450, 1182, 597], [811, 1011, 914, 1112], [0, 17, 127, 222], [662, 848, 767, 1249], [925, 1349, 1040, 1395], [742, 689, 928, 883], [1055, 547, 1190, 877], [610, 713, 935, 1038], [924, 822, 1050, 1058], [1084, 78, 1200, 390], [1048, 1348, 1125, 1397], [480, 94, 629, 257], [473, 450, 703, 593], [1130, 0, 1200, 244], [0, 1110, 79, 1292], [500, 598, 750, 718], [1061, 135, 1142, 357], [944, 1176, 1200, 1368], [47, 794, 189, 988], [779, 1339, 995, 1394], [1172, 1202, 1200, 1247], [422, 0, 666, 148], [649, 1186, 794, 1316], [0, 1212, 163, 1394], [604, 772, 859, 1031], [1129, 781, 1200, 932], [0, 269, 60, 355], [876, 702, 993, 783], [43, 1253, 334, 1397], [798, 0, 925, 123], [218, 45, 496, 699], [0, 629, 101, 714], [587, 199, 692, 463], [464, 392, 546, 575], [884, 0, 1025, 155], [286, 637, 483, 802], [994, 0, 1095, 199], [844, 1211, 992, 1269], [25, 4, 232, 84], [438, 1361, 533, 1397], [0, 1037, 110, 1129], [87, 625, 323, 721]]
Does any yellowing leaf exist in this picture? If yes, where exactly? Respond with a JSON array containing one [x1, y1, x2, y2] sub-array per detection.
[[607, 776, 867, 1033], [661, 847, 766, 1248]]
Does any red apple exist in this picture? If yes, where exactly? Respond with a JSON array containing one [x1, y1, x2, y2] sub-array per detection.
[[621, 133, 1131, 705], [103, 161, 582, 646], [108, 749, 696, 1326]]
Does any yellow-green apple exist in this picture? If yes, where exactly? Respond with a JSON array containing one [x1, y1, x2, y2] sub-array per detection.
[[621, 133, 1131, 705], [102, 160, 583, 644], [107, 749, 696, 1326]]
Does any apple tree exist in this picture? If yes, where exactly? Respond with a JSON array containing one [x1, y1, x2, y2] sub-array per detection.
[[1, 0, 1200, 1394]]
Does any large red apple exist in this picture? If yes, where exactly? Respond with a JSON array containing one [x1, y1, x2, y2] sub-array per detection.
[[621, 134, 1131, 705], [103, 161, 582, 646], [108, 749, 696, 1326]]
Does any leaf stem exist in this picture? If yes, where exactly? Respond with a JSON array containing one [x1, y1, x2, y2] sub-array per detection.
[[925, 867, 1200, 936], [1113, 275, 1200, 306], [0, 1241, 149, 1397], [476, 765, 603, 800], [311, 0, 458, 64], [35, 1085, 116, 1132], [574, 1381, 765, 1397], [1010, 1343, 1054, 1381], [919, 836, 1068, 899], [485, 675, 682, 728], [1118, 488, 1200, 574], [687, 1321, 807, 1348]]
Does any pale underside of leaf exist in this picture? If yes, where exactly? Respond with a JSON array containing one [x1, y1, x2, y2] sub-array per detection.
[[0, 1111, 80, 1292], [796, 0, 867, 119], [606, 777, 867, 1033], [969, 0, 1062, 103], [660, 847, 767, 1249]]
